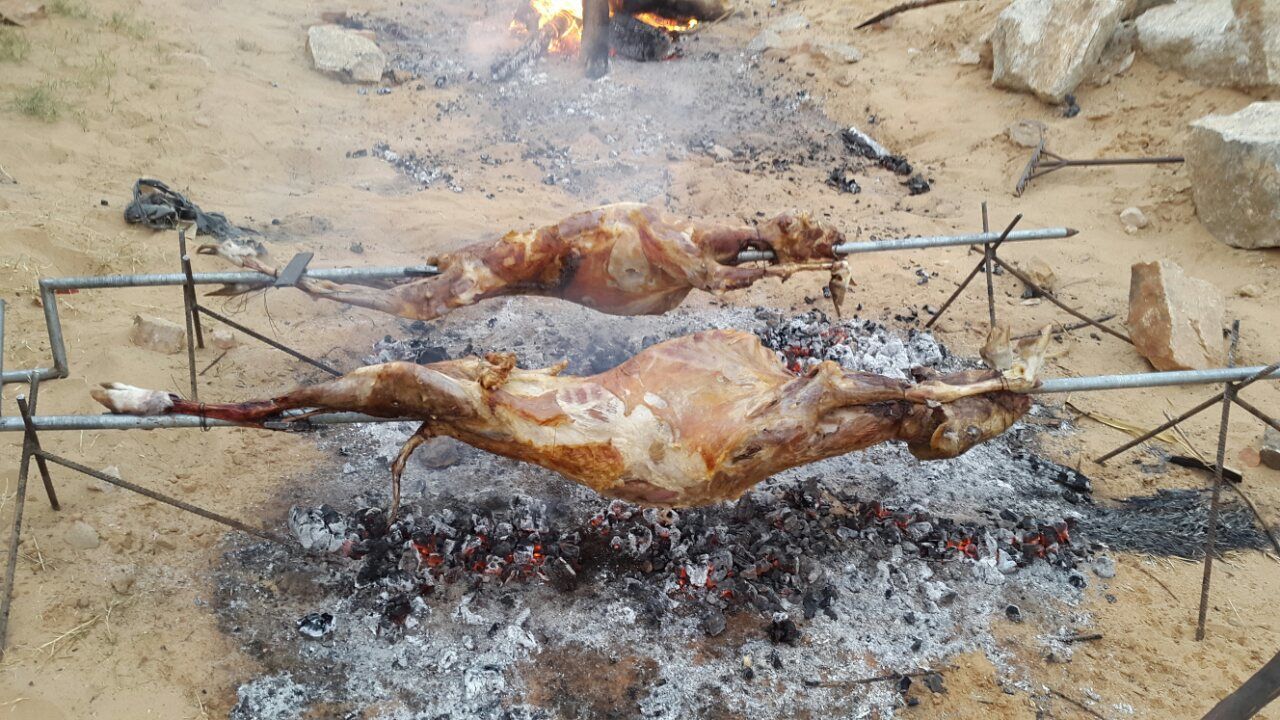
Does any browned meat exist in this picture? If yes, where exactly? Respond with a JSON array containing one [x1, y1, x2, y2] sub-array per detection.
[[202, 203, 850, 320], [93, 329, 1045, 517]]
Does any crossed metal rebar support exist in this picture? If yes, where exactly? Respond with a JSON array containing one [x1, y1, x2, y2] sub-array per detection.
[[924, 204, 1130, 345]]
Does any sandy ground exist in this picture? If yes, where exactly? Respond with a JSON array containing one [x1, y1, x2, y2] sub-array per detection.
[[0, 0, 1277, 717]]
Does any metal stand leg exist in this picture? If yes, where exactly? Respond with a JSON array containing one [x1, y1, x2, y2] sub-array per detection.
[[0, 384, 57, 657], [17, 392, 59, 511], [981, 202, 996, 328], [925, 214, 1022, 330], [1196, 321, 1240, 641], [178, 229, 205, 350]]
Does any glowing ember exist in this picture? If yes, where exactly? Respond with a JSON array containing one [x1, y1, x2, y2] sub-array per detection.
[[511, 0, 698, 55]]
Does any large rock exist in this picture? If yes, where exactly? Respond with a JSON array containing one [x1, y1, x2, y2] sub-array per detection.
[[991, 0, 1126, 103], [1186, 102, 1280, 250], [1121, 0, 1174, 18], [306, 24, 386, 84], [1128, 260, 1225, 371], [1136, 0, 1280, 90], [129, 314, 186, 354]]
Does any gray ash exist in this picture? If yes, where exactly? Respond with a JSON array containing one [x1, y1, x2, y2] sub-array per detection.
[[216, 307, 1269, 719], [370, 142, 459, 191], [754, 309, 951, 377]]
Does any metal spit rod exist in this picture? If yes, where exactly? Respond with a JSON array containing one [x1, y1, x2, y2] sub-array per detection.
[[0, 227, 1074, 386], [735, 227, 1076, 262], [1, 365, 1275, 433]]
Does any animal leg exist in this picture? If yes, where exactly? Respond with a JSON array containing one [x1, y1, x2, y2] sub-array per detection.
[[389, 423, 434, 521]]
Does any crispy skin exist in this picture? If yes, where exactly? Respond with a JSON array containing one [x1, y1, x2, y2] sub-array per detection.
[[93, 330, 1030, 507], [206, 203, 845, 321]]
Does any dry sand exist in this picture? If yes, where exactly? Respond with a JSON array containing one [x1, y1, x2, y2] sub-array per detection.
[[0, 0, 1277, 717]]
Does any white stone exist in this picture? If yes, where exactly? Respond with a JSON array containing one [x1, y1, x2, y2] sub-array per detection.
[[109, 567, 138, 595], [1005, 119, 1046, 148], [1186, 102, 1280, 249], [211, 327, 238, 349], [306, 24, 386, 84], [956, 46, 982, 66], [1136, 0, 1280, 90], [129, 314, 186, 354], [1236, 284, 1262, 298], [67, 521, 100, 550], [813, 41, 861, 64], [1120, 206, 1149, 232], [991, 0, 1126, 103], [767, 13, 810, 33], [1128, 259, 1225, 371], [1261, 426, 1280, 470]]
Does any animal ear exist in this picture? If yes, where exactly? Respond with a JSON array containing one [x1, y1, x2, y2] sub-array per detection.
[[981, 324, 1051, 389], [980, 323, 1014, 372], [1012, 326, 1053, 385], [828, 260, 851, 320]]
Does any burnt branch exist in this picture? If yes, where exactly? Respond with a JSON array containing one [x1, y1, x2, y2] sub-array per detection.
[[856, 0, 970, 30], [490, 15, 569, 82]]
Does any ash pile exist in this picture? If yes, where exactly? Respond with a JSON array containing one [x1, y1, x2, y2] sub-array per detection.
[[343, 3, 921, 214], [220, 305, 1268, 720]]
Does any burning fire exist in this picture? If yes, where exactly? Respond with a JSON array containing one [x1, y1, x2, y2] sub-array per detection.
[[512, 0, 699, 55], [519, 0, 585, 53]]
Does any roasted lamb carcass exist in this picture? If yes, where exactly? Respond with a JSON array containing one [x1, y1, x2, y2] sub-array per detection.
[[92, 328, 1048, 518], [201, 203, 853, 320]]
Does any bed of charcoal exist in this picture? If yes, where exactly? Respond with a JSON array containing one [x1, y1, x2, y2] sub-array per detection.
[[216, 302, 1266, 719]]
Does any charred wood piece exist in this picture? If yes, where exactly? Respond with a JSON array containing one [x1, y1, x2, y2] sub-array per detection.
[[490, 14, 570, 82], [611, 14, 677, 61], [614, 0, 732, 21]]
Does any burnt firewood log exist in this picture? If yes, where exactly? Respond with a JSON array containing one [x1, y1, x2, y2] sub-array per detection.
[[611, 14, 676, 61], [613, 0, 732, 21]]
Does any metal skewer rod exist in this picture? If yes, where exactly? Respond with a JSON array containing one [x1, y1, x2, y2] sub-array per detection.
[[0, 366, 1275, 433], [734, 226, 1076, 263], [1, 226, 1077, 387]]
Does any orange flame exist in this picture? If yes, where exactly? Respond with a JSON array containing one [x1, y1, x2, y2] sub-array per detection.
[[511, 1, 698, 55], [632, 11, 698, 32]]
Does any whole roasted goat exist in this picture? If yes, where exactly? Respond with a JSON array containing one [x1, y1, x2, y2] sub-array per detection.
[[202, 203, 853, 320], [93, 328, 1048, 518]]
